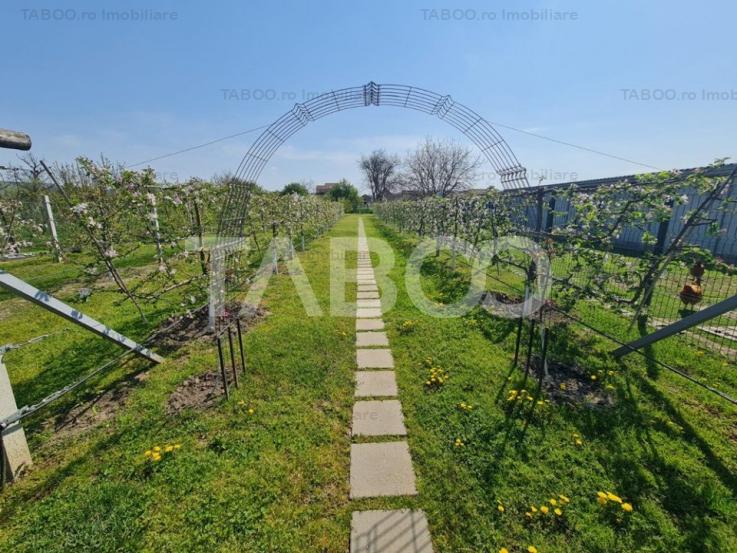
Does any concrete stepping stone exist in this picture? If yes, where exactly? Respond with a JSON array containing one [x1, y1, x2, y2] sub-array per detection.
[[356, 307, 382, 319], [356, 331, 389, 347], [357, 348, 394, 368], [357, 277, 376, 284], [351, 510, 433, 553], [350, 442, 417, 498], [357, 299, 381, 309], [355, 371, 397, 397], [352, 400, 406, 436], [356, 319, 385, 331], [357, 291, 380, 299], [358, 284, 378, 292]]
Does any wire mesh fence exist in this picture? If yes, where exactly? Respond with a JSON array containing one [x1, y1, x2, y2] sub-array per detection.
[[374, 162, 737, 403]]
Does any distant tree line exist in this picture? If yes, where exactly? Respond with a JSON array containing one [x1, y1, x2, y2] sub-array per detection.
[[359, 137, 481, 201]]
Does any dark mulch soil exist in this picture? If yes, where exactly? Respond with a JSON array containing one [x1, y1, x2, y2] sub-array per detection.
[[150, 302, 268, 353], [528, 358, 614, 408], [166, 370, 227, 414]]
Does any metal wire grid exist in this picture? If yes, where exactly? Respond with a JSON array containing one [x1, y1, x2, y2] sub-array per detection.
[[218, 82, 530, 240]]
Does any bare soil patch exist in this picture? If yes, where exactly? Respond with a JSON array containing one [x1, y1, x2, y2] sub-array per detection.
[[167, 370, 226, 414]]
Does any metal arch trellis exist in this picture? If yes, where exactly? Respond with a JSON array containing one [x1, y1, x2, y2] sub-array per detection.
[[217, 81, 530, 240]]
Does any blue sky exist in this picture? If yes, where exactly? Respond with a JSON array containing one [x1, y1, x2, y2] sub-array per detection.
[[2, 0, 736, 192]]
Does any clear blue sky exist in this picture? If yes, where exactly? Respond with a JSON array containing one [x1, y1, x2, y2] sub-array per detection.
[[2, 0, 736, 192]]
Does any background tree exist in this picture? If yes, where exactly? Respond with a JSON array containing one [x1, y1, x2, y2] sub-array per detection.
[[327, 179, 360, 212], [403, 137, 480, 197], [359, 149, 400, 201], [281, 182, 309, 196]]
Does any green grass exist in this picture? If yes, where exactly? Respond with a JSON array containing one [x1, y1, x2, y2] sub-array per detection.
[[366, 215, 737, 552], [1, 214, 736, 552]]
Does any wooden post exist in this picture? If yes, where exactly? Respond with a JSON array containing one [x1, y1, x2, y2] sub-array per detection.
[[0, 352, 32, 481], [43, 195, 63, 262], [0, 129, 31, 151]]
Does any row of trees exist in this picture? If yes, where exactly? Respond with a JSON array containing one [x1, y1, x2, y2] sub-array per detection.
[[0, 155, 344, 320], [359, 138, 480, 201], [373, 160, 735, 322]]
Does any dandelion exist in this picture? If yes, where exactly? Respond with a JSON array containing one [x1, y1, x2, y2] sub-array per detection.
[[549, 498, 557, 506], [540, 505, 549, 514], [606, 492, 623, 504], [500, 548, 509, 553], [153, 446, 161, 452], [554, 508, 563, 516], [164, 445, 174, 453], [497, 504, 505, 513], [622, 502, 633, 512], [559, 495, 570, 504], [528, 546, 538, 553], [248, 408, 255, 415], [144, 450, 152, 457]]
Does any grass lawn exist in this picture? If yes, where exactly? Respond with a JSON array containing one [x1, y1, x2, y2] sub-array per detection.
[[1, 214, 736, 552]]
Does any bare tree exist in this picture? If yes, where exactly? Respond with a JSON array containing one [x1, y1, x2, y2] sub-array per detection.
[[403, 138, 480, 197], [359, 149, 401, 201]]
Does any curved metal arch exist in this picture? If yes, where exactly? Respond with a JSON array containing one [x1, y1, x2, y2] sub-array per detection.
[[218, 81, 529, 238]]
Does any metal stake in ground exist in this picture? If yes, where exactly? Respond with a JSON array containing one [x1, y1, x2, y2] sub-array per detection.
[[236, 319, 246, 375], [227, 327, 239, 388], [216, 336, 230, 400]]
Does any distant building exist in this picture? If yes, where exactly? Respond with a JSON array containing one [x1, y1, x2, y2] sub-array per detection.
[[315, 182, 339, 195]]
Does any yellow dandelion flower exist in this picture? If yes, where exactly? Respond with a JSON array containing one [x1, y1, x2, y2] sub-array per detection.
[[540, 505, 549, 514], [606, 492, 623, 504], [247, 408, 254, 415], [528, 546, 538, 553], [554, 508, 563, 516], [591, 375, 597, 381], [597, 496, 608, 505], [525, 511, 532, 518], [152, 453, 162, 462], [530, 506, 538, 513], [500, 548, 509, 553], [144, 450, 152, 457], [164, 445, 174, 453], [174, 444, 182, 449], [153, 446, 161, 452], [575, 438, 583, 446], [622, 502, 633, 512], [559, 495, 570, 504], [549, 498, 557, 506], [497, 504, 505, 513]]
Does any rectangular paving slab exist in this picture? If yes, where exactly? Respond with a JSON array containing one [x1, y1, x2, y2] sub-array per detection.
[[356, 319, 385, 331], [357, 299, 382, 308], [355, 371, 397, 397], [352, 400, 406, 436], [357, 348, 394, 368], [351, 510, 433, 553], [356, 331, 389, 347], [350, 442, 418, 498], [356, 307, 382, 319], [358, 284, 378, 292], [357, 291, 380, 299]]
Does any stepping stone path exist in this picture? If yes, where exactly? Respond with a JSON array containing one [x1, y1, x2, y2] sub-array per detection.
[[349, 218, 433, 552]]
